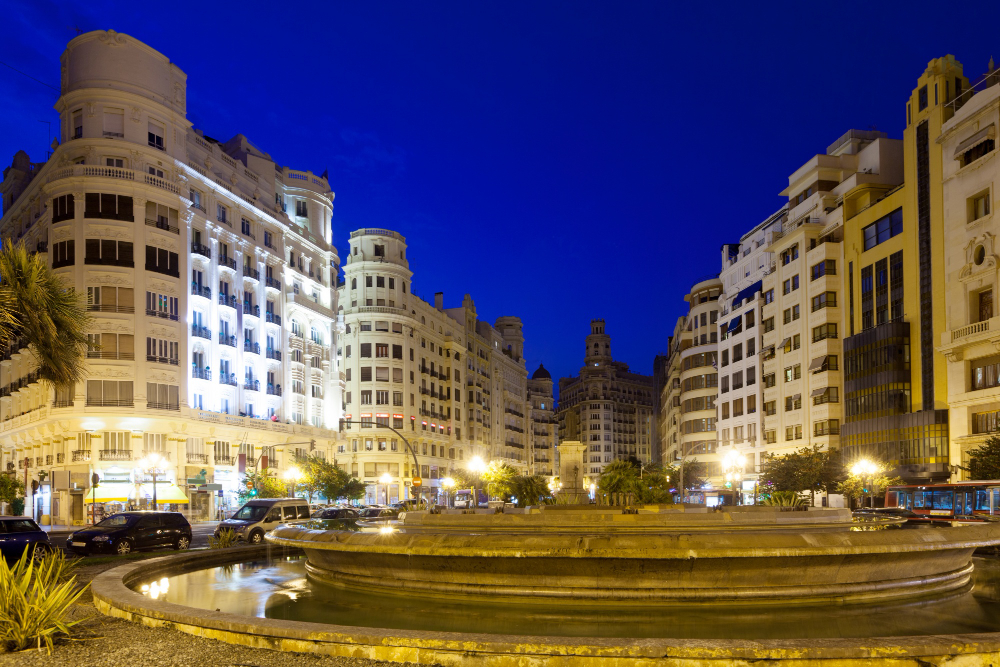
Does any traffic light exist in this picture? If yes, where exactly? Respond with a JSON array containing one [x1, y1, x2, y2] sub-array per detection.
[[249, 488, 258, 497]]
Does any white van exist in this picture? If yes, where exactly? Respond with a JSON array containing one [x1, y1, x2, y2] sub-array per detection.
[[213, 498, 310, 543]]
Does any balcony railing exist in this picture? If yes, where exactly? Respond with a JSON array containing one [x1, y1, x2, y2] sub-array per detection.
[[214, 455, 236, 466], [86, 350, 135, 361], [219, 333, 236, 347], [219, 372, 237, 387], [244, 341, 260, 355], [266, 349, 282, 361], [72, 450, 91, 462], [244, 266, 260, 280], [85, 399, 134, 407], [243, 379, 260, 391], [192, 325, 212, 340], [265, 277, 281, 290], [145, 217, 179, 235], [86, 304, 135, 314], [265, 312, 281, 325], [191, 242, 211, 259], [219, 256, 237, 271], [192, 367, 212, 381], [219, 294, 237, 309], [243, 304, 260, 317], [267, 383, 282, 396], [148, 402, 180, 411], [99, 450, 132, 461], [191, 284, 212, 299], [187, 453, 209, 464]]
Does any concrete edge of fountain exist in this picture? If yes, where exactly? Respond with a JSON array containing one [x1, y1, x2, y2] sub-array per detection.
[[90, 546, 1000, 665]]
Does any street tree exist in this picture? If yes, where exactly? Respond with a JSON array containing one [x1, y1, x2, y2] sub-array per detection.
[[480, 461, 517, 500], [967, 436, 1000, 480], [237, 470, 286, 502], [836, 461, 903, 508], [510, 475, 552, 507]]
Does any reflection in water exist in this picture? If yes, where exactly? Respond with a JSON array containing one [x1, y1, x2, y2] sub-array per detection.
[[135, 557, 1000, 640]]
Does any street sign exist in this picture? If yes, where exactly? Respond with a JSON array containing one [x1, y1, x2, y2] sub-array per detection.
[[412, 477, 422, 487]]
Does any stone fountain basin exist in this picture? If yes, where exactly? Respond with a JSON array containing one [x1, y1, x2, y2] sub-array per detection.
[[267, 508, 1000, 605]]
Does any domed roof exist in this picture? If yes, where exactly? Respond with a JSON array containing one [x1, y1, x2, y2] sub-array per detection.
[[531, 364, 551, 380]]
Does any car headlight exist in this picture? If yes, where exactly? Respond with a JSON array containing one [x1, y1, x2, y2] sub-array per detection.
[[93, 535, 111, 542]]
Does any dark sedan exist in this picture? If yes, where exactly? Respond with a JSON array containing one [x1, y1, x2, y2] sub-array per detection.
[[0, 517, 51, 562], [67, 511, 192, 555]]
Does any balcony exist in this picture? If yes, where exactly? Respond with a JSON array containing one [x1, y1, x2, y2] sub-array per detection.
[[219, 333, 236, 347], [191, 284, 211, 299], [219, 294, 237, 309], [243, 304, 260, 318], [219, 372, 237, 387], [145, 308, 178, 321], [85, 399, 133, 407], [72, 450, 91, 462], [186, 453, 209, 465], [191, 242, 211, 259], [243, 379, 260, 392], [99, 450, 132, 461], [214, 455, 236, 466], [148, 401, 180, 411], [192, 325, 211, 340], [265, 277, 282, 290], [145, 217, 179, 235], [86, 350, 135, 361], [244, 341, 260, 355], [265, 312, 281, 326], [219, 256, 237, 271], [146, 354, 179, 366], [86, 304, 135, 314], [244, 266, 260, 281], [266, 349, 282, 361], [267, 383, 282, 396], [192, 367, 212, 381]]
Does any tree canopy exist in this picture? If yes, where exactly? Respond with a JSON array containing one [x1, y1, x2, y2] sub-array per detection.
[[480, 461, 517, 500], [237, 469, 287, 502], [293, 455, 365, 502], [758, 446, 844, 503], [837, 461, 904, 506], [598, 460, 674, 504], [967, 436, 1000, 480]]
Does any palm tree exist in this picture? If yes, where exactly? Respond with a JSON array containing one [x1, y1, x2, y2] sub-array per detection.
[[511, 475, 551, 508], [598, 460, 641, 496], [0, 242, 89, 386]]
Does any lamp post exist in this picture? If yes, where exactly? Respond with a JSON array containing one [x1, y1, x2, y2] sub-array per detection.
[[722, 450, 747, 506], [441, 476, 455, 509], [136, 453, 165, 510], [379, 472, 393, 506], [283, 465, 302, 499], [468, 455, 486, 509], [851, 459, 878, 509]]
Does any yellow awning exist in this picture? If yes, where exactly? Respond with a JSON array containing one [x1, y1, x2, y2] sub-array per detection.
[[140, 483, 189, 504], [83, 484, 133, 503]]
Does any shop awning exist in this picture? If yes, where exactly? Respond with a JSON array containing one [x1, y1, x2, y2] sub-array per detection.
[[779, 337, 791, 350], [83, 484, 133, 503], [954, 125, 995, 159], [789, 394, 801, 403], [762, 345, 775, 357], [732, 280, 763, 308], [811, 387, 829, 398], [809, 355, 828, 372], [139, 483, 189, 504], [727, 315, 742, 334]]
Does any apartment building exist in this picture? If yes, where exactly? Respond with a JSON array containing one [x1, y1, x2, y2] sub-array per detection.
[[760, 130, 905, 474], [938, 60, 1000, 476], [527, 365, 557, 478], [715, 208, 786, 499], [557, 320, 655, 483], [0, 30, 343, 524], [336, 229, 536, 502]]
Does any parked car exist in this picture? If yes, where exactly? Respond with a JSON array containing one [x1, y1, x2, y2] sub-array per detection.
[[0, 517, 51, 562], [67, 512, 192, 555], [304, 507, 361, 532], [359, 507, 400, 521], [213, 498, 311, 543]]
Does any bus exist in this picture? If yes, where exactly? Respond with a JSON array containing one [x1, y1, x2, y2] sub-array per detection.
[[885, 481, 1000, 523]]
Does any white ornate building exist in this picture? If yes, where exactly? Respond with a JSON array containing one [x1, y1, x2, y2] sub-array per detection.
[[0, 30, 343, 523]]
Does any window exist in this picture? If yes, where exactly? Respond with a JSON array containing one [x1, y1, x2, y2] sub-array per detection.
[[811, 260, 836, 281], [762, 317, 774, 333], [785, 425, 803, 441], [721, 350, 729, 367], [960, 137, 996, 168], [148, 120, 165, 150], [764, 400, 776, 416], [813, 323, 838, 342], [747, 338, 755, 356], [375, 367, 389, 382], [812, 292, 837, 311], [970, 191, 991, 223], [146, 383, 179, 410], [863, 208, 903, 251], [376, 344, 389, 358], [782, 275, 799, 295], [813, 387, 839, 405], [780, 245, 799, 265], [745, 311, 755, 329], [217, 204, 228, 224], [814, 419, 839, 436], [360, 343, 371, 358], [85, 239, 133, 267], [392, 344, 403, 359], [52, 240, 75, 268], [721, 402, 729, 419], [84, 193, 133, 221], [145, 291, 178, 320], [746, 367, 756, 385], [295, 200, 308, 217], [747, 395, 756, 414], [763, 289, 774, 305], [146, 337, 178, 365], [733, 398, 743, 417], [784, 365, 801, 382], [52, 194, 75, 223], [732, 344, 742, 362], [72, 110, 82, 139], [360, 367, 372, 382], [85, 380, 133, 407], [144, 246, 179, 277], [241, 217, 254, 238]]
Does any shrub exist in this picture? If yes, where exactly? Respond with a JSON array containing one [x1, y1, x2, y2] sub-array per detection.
[[762, 490, 805, 507], [208, 529, 239, 549], [0, 549, 87, 653]]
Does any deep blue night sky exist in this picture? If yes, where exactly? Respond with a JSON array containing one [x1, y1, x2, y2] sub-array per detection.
[[1, 1, 996, 392]]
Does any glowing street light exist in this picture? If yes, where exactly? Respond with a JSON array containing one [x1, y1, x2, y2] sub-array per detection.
[[136, 452, 165, 509], [441, 476, 455, 508], [851, 459, 879, 509], [468, 456, 487, 509], [722, 450, 747, 505], [379, 472, 393, 505], [284, 465, 302, 498]]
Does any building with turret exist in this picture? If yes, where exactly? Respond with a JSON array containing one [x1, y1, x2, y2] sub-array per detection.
[[556, 320, 655, 485], [527, 364, 557, 478]]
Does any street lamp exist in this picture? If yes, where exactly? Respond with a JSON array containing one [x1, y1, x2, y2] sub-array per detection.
[[136, 453, 165, 510], [379, 472, 393, 505], [468, 455, 486, 509], [441, 476, 455, 509], [851, 459, 879, 509], [722, 450, 747, 506], [283, 465, 302, 498]]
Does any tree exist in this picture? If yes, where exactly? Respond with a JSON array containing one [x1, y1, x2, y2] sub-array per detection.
[[759, 446, 845, 504], [599, 460, 674, 504], [480, 461, 517, 500], [836, 461, 904, 508], [967, 436, 1000, 480], [295, 455, 368, 503], [598, 460, 642, 496], [510, 475, 552, 507], [237, 470, 286, 502], [666, 458, 706, 492], [0, 474, 25, 511], [0, 242, 89, 386]]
